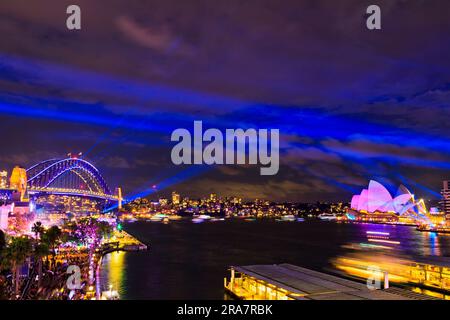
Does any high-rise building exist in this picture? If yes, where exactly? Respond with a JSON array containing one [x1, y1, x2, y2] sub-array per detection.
[[231, 197, 242, 205], [172, 191, 180, 205], [441, 180, 450, 217], [0, 204, 11, 230], [0, 170, 7, 189]]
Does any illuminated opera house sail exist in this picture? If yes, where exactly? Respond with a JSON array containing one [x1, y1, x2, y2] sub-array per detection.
[[348, 180, 429, 223]]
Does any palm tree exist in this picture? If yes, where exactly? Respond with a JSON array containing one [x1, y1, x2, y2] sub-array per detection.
[[30, 222, 48, 290], [45, 226, 62, 253], [33, 242, 49, 289], [31, 221, 44, 240], [5, 236, 33, 297], [0, 230, 5, 253], [42, 226, 62, 269]]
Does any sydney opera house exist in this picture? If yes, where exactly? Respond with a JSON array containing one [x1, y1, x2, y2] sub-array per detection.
[[347, 180, 431, 224]]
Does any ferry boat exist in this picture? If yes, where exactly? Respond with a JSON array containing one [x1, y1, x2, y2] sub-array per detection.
[[417, 224, 450, 234], [318, 213, 338, 221], [192, 217, 204, 223], [149, 214, 167, 222], [276, 215, 296, 222], [101, 290, 120, 300]]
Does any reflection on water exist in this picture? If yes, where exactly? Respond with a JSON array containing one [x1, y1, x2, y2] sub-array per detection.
[[426, 232, 441, 256], [100, 251, 125, 295], [100, 219, 450, 299]]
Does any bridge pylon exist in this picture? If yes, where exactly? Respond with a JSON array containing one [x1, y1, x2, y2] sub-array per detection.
[[116, 187, 123, 210]]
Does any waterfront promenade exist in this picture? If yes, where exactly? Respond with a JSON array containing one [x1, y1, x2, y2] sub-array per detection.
[[41, 230, 147, 300]]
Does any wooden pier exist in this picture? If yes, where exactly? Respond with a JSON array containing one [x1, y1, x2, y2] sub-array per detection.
[[224, 263, 438, 300]]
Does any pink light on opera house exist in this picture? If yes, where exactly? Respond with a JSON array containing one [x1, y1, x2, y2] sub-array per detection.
[[349, 180, 429, 222]]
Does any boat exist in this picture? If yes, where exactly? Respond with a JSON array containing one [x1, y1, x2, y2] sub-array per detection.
[[101, 290, 120, 300], [101, 284, 120, 300], [198, 214, 211, 220], [168, 215, 182, 220], [417, 224, 450, 234], [149, 214, 167, 222], [192, 217, 205, 223], [276, 215, 296, 222], [318, 213, 338, 221], [297, 217, 305, 222]]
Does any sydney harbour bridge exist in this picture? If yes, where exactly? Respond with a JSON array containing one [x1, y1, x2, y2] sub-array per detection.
[[24, 156, 122, 206]]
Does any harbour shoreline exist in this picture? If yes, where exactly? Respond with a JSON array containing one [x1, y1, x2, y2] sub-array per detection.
[[95, 230, 147, 300]]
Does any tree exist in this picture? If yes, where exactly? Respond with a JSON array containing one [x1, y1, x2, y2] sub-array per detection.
[[33, 242, 49, 289], [0, 230, 5, 253], [43, 226, 62, 256], [97, 221, 113, 240], [41, 226, 62, 271], [4, 236, 33, 297], [31, 221, 44, 240]]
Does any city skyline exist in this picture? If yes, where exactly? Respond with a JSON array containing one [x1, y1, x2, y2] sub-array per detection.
[[0, 0, 449, 202]]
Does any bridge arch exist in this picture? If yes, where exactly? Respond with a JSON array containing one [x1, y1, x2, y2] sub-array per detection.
[[27, 158, 112, 196]]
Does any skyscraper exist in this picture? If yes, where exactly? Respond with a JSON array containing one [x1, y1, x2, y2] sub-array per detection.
[[441, 181, 450, 218], [0, 170, 7, 189], [159, 198, 168, 206], [172, 191, 180, 205]]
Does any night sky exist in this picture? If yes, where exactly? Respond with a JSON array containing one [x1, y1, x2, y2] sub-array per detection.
[[0, 0, 449, 202]]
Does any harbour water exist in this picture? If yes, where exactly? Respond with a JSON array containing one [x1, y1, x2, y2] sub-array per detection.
[[99, 219, 450, 299]]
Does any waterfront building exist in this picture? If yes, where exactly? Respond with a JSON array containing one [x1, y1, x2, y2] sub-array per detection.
[[4, 201, 35, 234], [172, 191, 180, 205], [0, 204, 10, 230], [349, 180, 431, 223], [0, 170, 7, 189], [34, 194, 102, 215], [440, 181, 450, 218]]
